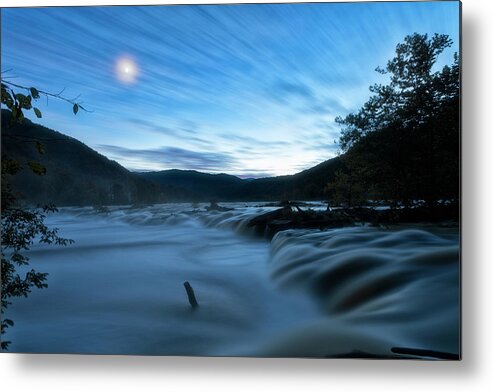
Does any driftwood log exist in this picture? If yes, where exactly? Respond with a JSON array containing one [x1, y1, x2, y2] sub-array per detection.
[[247, 204, 459, 238], [184, 281, 199, 309]]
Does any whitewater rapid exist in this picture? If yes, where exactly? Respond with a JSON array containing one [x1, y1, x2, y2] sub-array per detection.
[[4, 203, 460, 358]]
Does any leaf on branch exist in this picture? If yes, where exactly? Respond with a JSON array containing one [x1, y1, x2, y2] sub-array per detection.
[[34, 107, 42, 118], [73, 103, 79, 115], [375, 66, 387, 75], [1, 85, 14, 109], [15, 93, 32, 109], [30, 87, 40, 99], [8, 106, 25, 127], [1, 341, 11, 350], [27, 161, 47, 176], [15, 93, 26, 101]]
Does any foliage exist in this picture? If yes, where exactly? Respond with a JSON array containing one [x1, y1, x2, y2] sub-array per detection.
[[1, 204, 73, 350], [331, 33, 460, 207], [1, 79, 81, 350], [324, 167, 366, 208], [1, 80, 88, 127]]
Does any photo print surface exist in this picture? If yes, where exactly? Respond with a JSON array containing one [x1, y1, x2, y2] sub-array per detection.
[[0, 1, 461, 358]]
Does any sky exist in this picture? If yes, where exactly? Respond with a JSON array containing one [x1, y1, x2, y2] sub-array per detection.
[[1, 1, 460, 177]]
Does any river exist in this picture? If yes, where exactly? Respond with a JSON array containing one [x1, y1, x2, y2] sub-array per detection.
[[4, 202, 460, 358]]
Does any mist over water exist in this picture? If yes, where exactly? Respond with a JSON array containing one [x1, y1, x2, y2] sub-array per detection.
[[5, 203, 459, 357]]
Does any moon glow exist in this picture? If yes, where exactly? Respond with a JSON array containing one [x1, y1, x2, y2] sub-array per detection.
[[116, 57, 138, 84]]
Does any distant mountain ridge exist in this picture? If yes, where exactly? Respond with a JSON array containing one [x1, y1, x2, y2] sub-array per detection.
[[1, 109, 341, 205], [133, 153, 342, 202], [1, 110, 164, 206], [138, 169, 244, 201]]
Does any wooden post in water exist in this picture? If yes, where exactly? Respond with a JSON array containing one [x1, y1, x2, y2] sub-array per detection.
[[184, 281, 199, 309]]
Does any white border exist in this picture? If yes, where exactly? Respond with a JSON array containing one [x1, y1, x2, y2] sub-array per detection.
[[2, 1, 493, 391], [0, 0, 453, 7]]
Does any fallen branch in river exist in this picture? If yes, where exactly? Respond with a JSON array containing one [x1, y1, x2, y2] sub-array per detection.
[[247, 204, 459, 238], [184, 281, 199, 309]]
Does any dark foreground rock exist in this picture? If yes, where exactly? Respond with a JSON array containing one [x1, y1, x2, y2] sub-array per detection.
[[205, 201, 234, 212]]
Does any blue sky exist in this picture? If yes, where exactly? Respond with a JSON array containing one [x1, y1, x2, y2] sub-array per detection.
[[1, 1, 460, 177]]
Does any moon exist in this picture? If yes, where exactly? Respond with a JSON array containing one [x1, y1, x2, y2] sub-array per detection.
[[116, 57, 139, 84]]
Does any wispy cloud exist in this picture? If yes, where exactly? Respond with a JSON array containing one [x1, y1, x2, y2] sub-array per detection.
[[3, 2, 459, 176], [218, 133, 293, 148], [126, 117, 197, 136], [273, 80, 314, 100], [268, 78, 350, 119], [99, 144, 238, 173]]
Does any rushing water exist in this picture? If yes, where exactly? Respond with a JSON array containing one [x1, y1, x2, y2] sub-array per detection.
[[4, 202, 460, 358]]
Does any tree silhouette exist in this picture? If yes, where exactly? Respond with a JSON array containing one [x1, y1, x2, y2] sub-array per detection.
[[331, 33, 459, 208], [1, 78, 85, 349]]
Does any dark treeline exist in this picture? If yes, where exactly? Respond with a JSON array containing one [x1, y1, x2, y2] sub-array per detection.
[[1, 110, 340, 205], [326, 33, 460, 210], [1, 34, 459, 210], [139, 158, 341, 203]]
